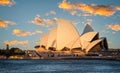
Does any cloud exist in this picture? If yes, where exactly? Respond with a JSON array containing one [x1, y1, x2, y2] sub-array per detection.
[[69, 10, 77, 15], [72, 20, 80, 26], [82, 13, 91, 17], [4, 40, 28, 46], [0, 0, 15, 6], [58, 0, 120, 16], [44, 18, 58, 26], [31, 30, 43, 35], [115, 6, 120, 11], [34, 40, 40, 44], [82, 19, 93, 26], [0, 19, 15, 28], [13, 29, 42, 37], [30, 14, 44, 26], [101, 30, 109, 34], [46, 10, 56, 16], [112, 32, 116, 34], [13, 29, 31, 37], [30, 14, 57, 26], [107, 24, 120, 31], [35, 29, 42, 33], [76, 13, 91, 17]]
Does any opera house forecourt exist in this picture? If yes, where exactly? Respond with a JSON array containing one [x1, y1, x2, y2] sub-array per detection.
[[34, 18, 109, 59]]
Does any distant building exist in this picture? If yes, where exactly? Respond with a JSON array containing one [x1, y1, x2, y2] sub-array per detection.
[[6, 44, 9, 51]]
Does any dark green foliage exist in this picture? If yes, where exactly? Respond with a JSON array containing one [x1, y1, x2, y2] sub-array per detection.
[[0, 47, 25, 57], [9, 47, 25, 55], [0, 50, 6, 55]]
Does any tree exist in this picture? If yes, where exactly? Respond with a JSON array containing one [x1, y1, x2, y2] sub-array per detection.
[[9, 47, 25, 55]]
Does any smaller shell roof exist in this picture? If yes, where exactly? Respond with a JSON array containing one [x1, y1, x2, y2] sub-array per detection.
[[82, 24, 94, 35], [46, 28, 57, 49], [85, 39, 103, 52], [40, 33, 49, 47], [80, 31, 98, 42]]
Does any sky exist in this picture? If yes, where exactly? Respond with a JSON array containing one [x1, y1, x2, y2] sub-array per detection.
[[0, 0, 120, 50]]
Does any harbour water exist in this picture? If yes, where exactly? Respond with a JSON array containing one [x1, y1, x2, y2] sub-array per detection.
[[0, 60, 120, 73]]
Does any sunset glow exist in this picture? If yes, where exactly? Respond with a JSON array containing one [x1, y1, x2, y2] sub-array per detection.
[[0, 0, 120, 50]]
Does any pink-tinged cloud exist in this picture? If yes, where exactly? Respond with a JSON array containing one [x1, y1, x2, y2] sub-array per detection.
[[31, 30, 43, 35], [76, 13, 91, 17], [46, 10, 56, 16], [58, 0, 120, 16], [4, 40, 28, 46], [31, 14, 44, 26], [35, 29, 43, 33], [30, 14, 57, 26], [13, 29, 42, 37], [0, 0, 15, 6], [13, 29, 31, 37], [69, 10, 77, 15], [115, 6, 120, 11], [44, 18, 57, 26], [0, 19, 15, 28], [107, 24, 120, 31]]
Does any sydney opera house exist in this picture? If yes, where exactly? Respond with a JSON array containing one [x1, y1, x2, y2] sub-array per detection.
[[35, 19, 108, 58]]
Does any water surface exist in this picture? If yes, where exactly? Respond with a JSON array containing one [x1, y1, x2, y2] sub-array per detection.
[[0, 60, 120, 73]]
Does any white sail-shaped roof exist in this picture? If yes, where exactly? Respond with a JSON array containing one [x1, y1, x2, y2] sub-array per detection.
[[80, 32, 98, 50], [70, 37, 81, 49], [57, 19, 80, 50], [81, 40, 90, 50], [46, 28, 57, 49], [85, 39, 103, 52], [65, 37, 81, 49], [40, 33, 49, 47], [38, 18, 108, 54], [52, 40, 57, 48], [80, 32, 98, 42], [82, 24, 94, 35]]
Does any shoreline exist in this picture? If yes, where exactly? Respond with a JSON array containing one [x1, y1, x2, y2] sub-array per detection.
[[1, 57, 120, 61]]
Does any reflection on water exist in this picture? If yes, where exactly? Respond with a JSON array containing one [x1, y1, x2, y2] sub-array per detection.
[[0, 60, 120, 73]]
